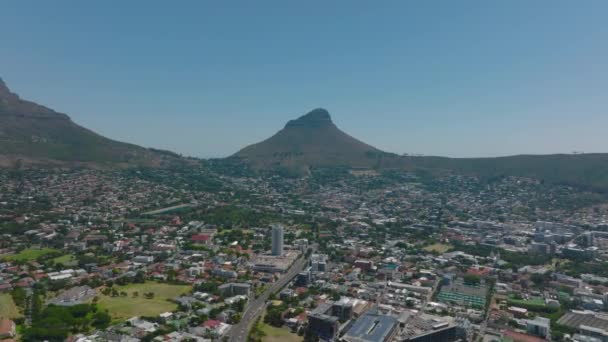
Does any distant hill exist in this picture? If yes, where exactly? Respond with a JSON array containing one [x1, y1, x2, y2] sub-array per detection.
[[405, 153, 608, 192], [234, 108, 402, 174], [233, 108, 608, 191], [0, 77, 178, 168]]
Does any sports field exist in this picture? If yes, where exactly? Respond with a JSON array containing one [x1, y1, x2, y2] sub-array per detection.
[[423, 243, 452, 253], [96, 282, 191, 320], [2, 248, 60, 262], [261, 324, 302, 342]]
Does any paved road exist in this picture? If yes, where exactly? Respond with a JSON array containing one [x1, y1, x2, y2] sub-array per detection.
[[227, 256, 309, 342], [24, 287, 33, 326]]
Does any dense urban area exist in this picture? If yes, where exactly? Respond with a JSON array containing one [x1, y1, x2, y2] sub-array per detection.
[[1, 163, 608, 342]]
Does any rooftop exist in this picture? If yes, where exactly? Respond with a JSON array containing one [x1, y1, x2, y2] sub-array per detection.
[[557, 311, 608, 330], [343, 312, 398, 342]]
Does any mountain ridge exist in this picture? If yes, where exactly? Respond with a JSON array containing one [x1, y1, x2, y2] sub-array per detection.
[[2, 78, 607, 193], [234, 108, 400, 174], [232, 108, 608, 192], [0, 77, 178, 168]]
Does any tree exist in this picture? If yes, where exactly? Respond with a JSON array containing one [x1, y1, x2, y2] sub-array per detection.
[[10, 287, 27, 308], [264, 306, 285, 327], [92, 311, 111, 329], [463, 274, 481, 286], [134, 271, 146, 283], [531, 271, 552, 288], [167, 269, 178, 283]]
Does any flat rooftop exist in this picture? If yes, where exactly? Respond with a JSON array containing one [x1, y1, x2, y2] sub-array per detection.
[[343, 312, 398, 342], [402, 313, 455, 339], [558, 311, 608, 330]]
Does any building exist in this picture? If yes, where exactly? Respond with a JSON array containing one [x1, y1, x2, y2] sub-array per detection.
[[563, 246, 597, 260], [401, 313, 461, 342], [271, 225, 284, 256], [311, 254, 328, 272], [212, 268, 237, 279], [47, 270, 74, 281], [574, 325, 608, 342], [387, 281, 433, 296], [437, 278, 488, 309], [308, 303, 340, 341], [47, 285, 97, 306], [191, 234, 212, 245], [0, 318, 16, 340], [294, 238, 309, 252], [343, 312, 399, 342], [529, 242, 549, 254], [355, 260, 374, 271], [218, 283, 251, 297], [326, 297, 370, 323], [558, 311, 608, 334], [332, 299, 354, 322], [296, 269, 312, 286], [508, 306, 529, 318], [199, 319, 231, 337], [188, 266, 204, 277], [133, 255, 154, 263], [526, 316, 550, 339], [250, 250, 299, 273]]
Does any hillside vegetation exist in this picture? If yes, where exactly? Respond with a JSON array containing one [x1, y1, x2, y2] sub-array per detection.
[[0, 77, 178, 168]]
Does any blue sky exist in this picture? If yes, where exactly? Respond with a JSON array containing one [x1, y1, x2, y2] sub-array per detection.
[[1, 1, 607, 158]]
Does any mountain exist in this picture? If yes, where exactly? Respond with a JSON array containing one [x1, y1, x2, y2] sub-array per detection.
[[233, 107, 608, 192], [404, 153, 608, 193], [234, 108, 401, 174], [0, 77, 176, 168]]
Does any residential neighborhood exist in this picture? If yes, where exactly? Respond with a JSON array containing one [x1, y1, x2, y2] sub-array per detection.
[[1, 166, 608, 342]]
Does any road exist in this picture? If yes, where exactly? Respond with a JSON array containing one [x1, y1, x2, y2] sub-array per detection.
[[24, 287, 33, 326], [227, 256, 309, 342]]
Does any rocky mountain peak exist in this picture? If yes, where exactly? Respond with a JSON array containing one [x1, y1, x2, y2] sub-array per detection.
[[285, 108, 334, 129]]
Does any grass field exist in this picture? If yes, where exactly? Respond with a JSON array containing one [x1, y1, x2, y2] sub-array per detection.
[[52, 254, 77, 266], [2, 248, 60, 262], [96, 282, 192, 320], [0, 293, 23, 319], [261, 324, 302, 342], [423, 243, 452, 253], [507, 296, 551, 311]]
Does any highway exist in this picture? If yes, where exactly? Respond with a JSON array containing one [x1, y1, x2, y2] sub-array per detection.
[[227, 256, 309, 342]]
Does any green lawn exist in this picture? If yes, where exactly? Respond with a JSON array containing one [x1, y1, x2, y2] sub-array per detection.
[[507, 296, 551, 311], [261, 324, 302, 342], [2, 248, 60, 262], [96, 282, 192, 320], [0, 293, 23, 319], [52, 254, 77, 266]]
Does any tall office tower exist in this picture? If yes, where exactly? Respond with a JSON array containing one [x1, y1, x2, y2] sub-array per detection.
[[271, 225, 284, 256]]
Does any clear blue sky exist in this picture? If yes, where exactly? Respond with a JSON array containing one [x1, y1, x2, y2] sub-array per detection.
[[1, 1, 607, 158]]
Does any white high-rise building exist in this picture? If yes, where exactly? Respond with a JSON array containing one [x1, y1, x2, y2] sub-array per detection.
[[271, 225, 284, 256]]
